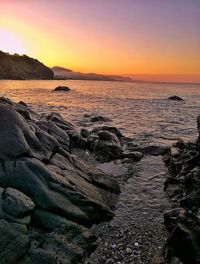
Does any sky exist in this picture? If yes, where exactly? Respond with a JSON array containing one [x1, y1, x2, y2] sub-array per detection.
[[0, 0, 200, 82]]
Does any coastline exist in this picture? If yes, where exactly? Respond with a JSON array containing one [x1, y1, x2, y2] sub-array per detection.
[[0, 82, 200, 263]]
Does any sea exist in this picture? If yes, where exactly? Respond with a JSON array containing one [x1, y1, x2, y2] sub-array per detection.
[[1, 79, 200, 147]]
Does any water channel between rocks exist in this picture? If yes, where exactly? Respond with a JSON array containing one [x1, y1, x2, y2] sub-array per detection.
[[85, 155, 170, 264]]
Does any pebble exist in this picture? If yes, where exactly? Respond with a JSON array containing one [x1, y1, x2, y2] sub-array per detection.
[[126, 247, 132, 254]]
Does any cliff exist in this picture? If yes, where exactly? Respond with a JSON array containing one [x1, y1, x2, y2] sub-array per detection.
[[0, 51, 54, 80]]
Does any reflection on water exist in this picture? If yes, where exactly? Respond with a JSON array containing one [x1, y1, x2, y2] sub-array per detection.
[[0, 80, 200, 146]]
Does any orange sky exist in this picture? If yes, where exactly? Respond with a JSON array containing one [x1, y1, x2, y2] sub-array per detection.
[[0, 0, 200, 83]]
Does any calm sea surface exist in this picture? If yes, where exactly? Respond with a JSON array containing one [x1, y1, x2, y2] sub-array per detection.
[[0, 80, 200, 146]]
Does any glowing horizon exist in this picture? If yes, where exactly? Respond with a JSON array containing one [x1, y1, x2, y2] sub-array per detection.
[[0, 0, 199, 82]]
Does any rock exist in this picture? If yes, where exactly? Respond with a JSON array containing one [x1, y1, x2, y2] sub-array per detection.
[[2, 188, 35, 218], [122, 151, 143, 161], [97, 131, 119, 143], [90, 116, 111, 122], [46, 112, 87, 149], [0, 97, 121, 263], [36, 120, 70, 150], [167, 96, 184, 101], [142, 145, 169, 156], [170, 147, 180, 157], [167, 223, 200, 264], [87, 129, 123, 162], [81, 128, 90, 138], [164, 208, 188, 232], [53, 86, 71, 92], [0, 219, 30, 264], [18, 101, 28, 107], [0, 51, 53, 80], [89, 139, 124, 162], [163, 123, 200, 263], [46, 112, 75, 130], [91, 126, 123, 138]]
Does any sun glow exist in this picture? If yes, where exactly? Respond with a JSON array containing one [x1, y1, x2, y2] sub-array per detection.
[[0, 29, 28, 55]]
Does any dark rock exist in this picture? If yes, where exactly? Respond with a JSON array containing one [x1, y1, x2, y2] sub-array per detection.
[[122, 151, 143, 161], [167, 223, 200, 264], [97, 131, 119, 143], [53, 86, 71, 92], [167, 96, 184, 101], [163, 121, 200, 263], [90, 116, 111, 122], [87, 129, 123, 162], [91, 126, 123, 138], [81, 128, 90, 138], [0, 219, 30, 264], [164, 208, 188, 232], [18, 101, 28, 107], [0, 97, 121, 263], [2, 187, 35, 218], [142, 145, 169, 156]]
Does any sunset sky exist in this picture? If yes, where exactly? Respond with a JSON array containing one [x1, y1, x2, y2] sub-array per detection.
[[0, 0, 199, 82]]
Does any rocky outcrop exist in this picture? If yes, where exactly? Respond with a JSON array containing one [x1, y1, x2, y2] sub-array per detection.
[[53, 86, 71, 92], [0, 51, 54, 80], [167, 96, 184, 101], [90, 115, 111, 123], [0, 97, 124, 264], [162, 119, 200, 263]]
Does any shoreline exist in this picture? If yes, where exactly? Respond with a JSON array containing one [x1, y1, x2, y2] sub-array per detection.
[[0, 95, 199, 263]]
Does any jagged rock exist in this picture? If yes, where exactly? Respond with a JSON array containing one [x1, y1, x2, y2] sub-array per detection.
[[90, 116, 111, 122], [167, 223, 200, 264], [167, 96, 184, 101], [164, 208, 188, 232], [0, 97, 121, 263], [91, 126, 123, 138], [87, 129, 123, 162], [0, 219, 30, 264], [81, 128, 90, 138], [142, 144, 169, 156], [122, 151, 143, 161], [18, 101, 28, 107], [2, 187, 35, 218], [162, 117, 200, 263], [36, 120, 70, 150], [53, 86, 71, 92], [46, 112, 87, 149]]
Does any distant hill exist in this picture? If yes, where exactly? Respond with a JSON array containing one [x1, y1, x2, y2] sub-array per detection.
[[52, 66, 134, 82], [0, 51, 54, 80]]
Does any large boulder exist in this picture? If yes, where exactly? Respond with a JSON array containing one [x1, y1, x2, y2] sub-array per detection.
[[87, 128, 124, 162]]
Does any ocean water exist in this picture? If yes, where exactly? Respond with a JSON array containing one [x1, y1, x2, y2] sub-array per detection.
[[0, 80, 200, 146]]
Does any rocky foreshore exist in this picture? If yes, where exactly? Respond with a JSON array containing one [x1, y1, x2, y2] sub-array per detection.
[[0, 97, 144, 264], [161, 119, 200, 264]]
